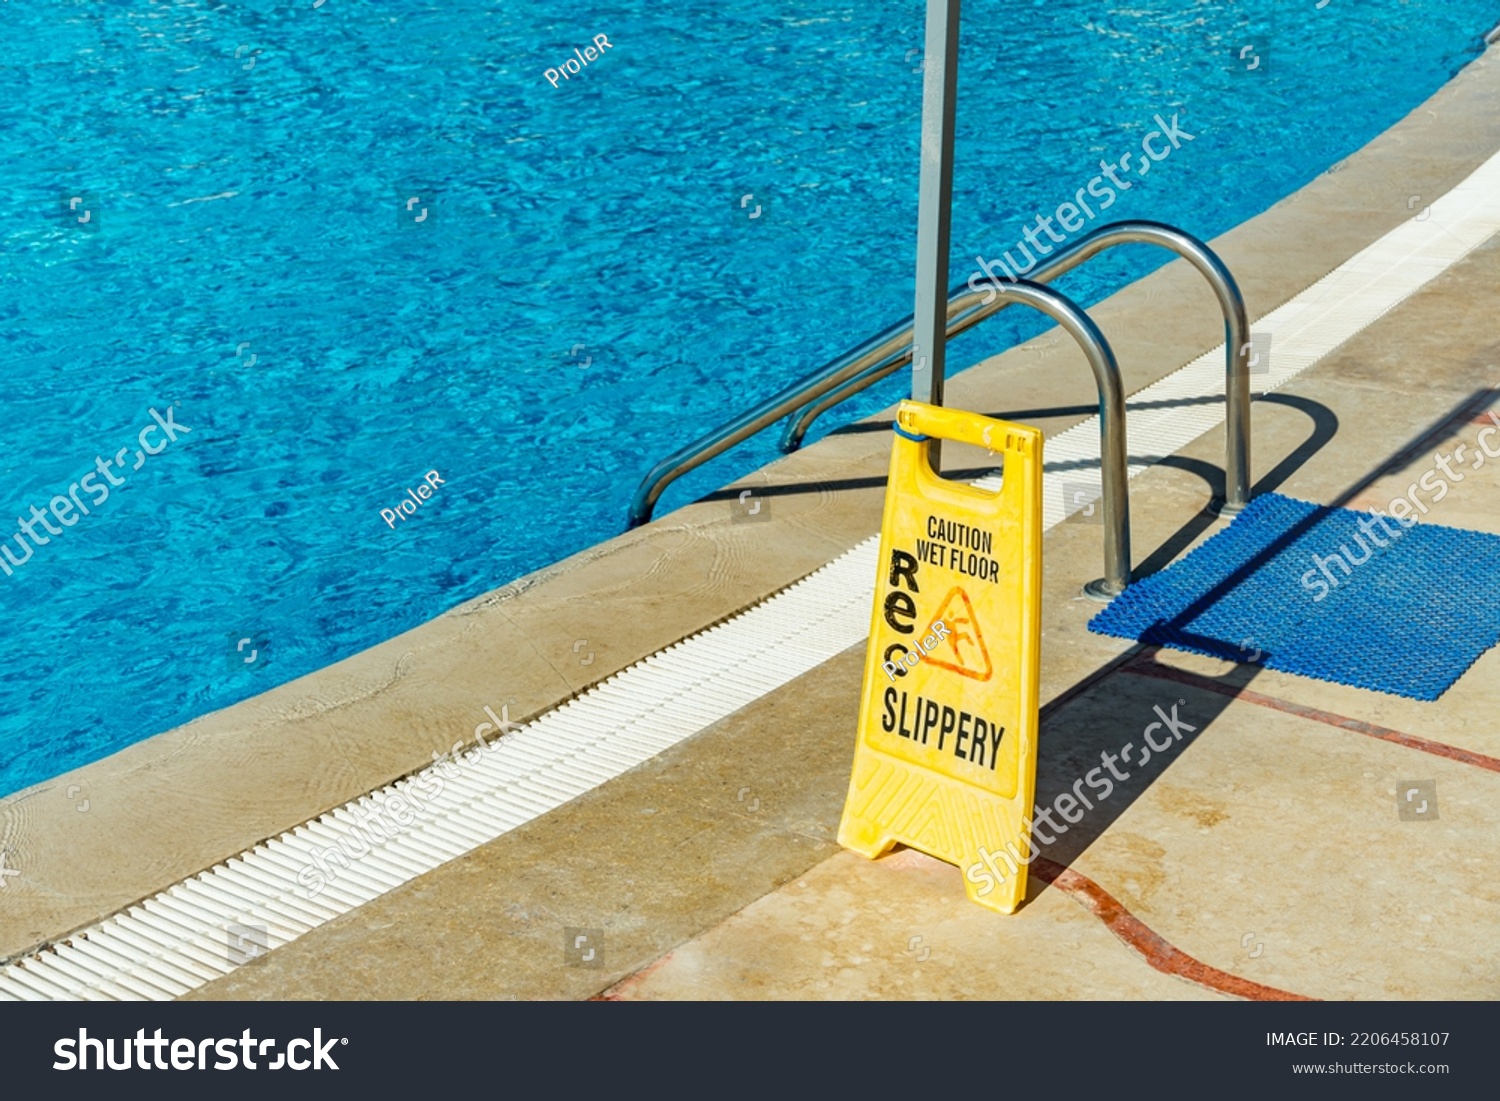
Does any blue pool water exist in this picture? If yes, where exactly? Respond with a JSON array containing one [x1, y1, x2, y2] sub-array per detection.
[[0, 0, 1492, 797]]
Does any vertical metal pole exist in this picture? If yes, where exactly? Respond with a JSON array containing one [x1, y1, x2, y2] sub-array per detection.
[[911, 0, 962, 471], [1223, 320, 1253, 513]]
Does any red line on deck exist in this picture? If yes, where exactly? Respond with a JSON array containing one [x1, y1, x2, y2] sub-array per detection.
[[1121, 652, 1500, 773], [594, 850, 1317, 1002], [1031, 857, 1315, 1001]]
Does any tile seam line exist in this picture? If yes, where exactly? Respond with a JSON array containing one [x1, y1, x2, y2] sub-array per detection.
[[10, 145, 1500, 998]]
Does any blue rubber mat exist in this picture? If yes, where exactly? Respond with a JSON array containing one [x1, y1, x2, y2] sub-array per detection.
[[1088, 493, 1500, 701]]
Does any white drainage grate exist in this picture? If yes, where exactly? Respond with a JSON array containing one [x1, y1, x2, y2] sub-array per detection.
[[0, 543, 880, 1002]]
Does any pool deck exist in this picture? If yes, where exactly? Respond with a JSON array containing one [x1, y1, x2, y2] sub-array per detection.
[[4, 45, 1500, 1000]]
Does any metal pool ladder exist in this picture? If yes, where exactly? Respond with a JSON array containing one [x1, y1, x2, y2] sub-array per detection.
[[627, 219, 1252, 597]]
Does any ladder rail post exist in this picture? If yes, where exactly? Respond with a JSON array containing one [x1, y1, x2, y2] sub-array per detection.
[[992, 280, 1131, 596]]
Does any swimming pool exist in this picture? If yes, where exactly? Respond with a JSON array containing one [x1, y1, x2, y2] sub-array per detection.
[[0, 0, 1492, 798]]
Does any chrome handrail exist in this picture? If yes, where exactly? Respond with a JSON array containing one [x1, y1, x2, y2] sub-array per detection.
[[783, 221, 1251, 508], [627, 219, 1250, 528], [779, 294, 994, 453], [984, 279, 1130, 596]]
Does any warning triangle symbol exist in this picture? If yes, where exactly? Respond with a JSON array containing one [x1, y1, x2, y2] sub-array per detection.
[[924, 587, 992, 682]]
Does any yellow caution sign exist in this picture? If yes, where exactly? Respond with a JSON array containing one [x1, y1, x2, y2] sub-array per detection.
[[837, 400, 1043, 914]]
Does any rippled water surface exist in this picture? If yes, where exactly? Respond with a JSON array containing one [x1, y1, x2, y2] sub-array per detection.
[[0, 0, 1492, 795]]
